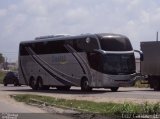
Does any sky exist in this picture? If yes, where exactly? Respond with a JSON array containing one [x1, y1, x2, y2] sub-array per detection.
[[0, 0, 160, 62]]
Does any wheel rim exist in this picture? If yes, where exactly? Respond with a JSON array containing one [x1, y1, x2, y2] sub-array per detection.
[[38, 80, 43, 89], [31, 79, 36, 88], [84, 80, 89, 90], [81, 79, 90, 91]]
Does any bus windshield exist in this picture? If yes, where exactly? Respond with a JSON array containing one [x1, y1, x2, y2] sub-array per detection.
[[102, 54, 135, 75], [99, 37, 133, 51]]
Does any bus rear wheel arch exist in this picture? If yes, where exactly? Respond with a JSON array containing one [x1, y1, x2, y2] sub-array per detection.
[[81, 77, 92, 91]]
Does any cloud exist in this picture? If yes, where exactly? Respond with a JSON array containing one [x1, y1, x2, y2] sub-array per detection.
[[66, 8, 90, 23], [0, 9, 7, 17], [0, 0, 160, 61]]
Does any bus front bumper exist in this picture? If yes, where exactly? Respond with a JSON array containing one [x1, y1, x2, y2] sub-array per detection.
[[102, 73, 138, 87]]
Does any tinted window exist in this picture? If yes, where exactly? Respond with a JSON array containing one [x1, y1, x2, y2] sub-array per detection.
[[44, 40, 68, 54], [32, 42, 44, 54], [19, 44, 29, 56], [87, 52, 102, 71], [76, 38, 99, 52], [102, 54, 135, 74], [64, 38, 99, 52], [20, 40, 68, 55], [100, 38, 132, 51], [20, 37, 99, 56]]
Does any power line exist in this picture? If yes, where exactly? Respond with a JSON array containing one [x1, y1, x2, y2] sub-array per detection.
[[1, 52, 17, 53], [1, 52, 17, 56]]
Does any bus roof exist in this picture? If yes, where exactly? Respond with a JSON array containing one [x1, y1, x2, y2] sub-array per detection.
[[96, 33, 128, 39], [20, 33, 128, 45]]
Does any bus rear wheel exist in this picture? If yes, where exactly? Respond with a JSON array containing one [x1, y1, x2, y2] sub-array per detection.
[[110, 87, 119, 92], [81, 78, 92, 91], [30, 77, 38, 90]]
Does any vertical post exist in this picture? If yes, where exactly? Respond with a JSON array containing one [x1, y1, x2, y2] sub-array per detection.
[[157, 32, 159, 42]]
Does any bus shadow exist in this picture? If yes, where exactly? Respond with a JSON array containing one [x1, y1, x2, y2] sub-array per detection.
[[126, 89, 156, 92], [1, 86, 130, 94], [3, 89, 108, 95], [1, 86, 157, 94]]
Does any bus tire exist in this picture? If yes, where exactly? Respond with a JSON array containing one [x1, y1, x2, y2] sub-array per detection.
[[4, 83, 7, 86], [110, 87, 119, 92], [29, 77, 38, 90], [37, 77, 43, 90], [81, 78, 92, 91]]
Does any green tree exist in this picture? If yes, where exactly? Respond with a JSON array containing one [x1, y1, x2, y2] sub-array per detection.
[[0, 53, 4, 64]]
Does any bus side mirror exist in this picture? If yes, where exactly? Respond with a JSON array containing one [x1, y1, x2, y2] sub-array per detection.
[[134, 50, 143, 61], [140, 53, 143, 61]]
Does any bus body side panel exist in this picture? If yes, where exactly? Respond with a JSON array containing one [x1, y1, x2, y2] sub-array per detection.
[[19, 52, 86, 86], [19, 55, 62, 86], [18, 56, 26, 85], [39, 53, 84, 86]]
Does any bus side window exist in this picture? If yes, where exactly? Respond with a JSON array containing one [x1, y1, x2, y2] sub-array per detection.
[[69, 39, 82, 52], [35, 42, 44, 54], [20, 44, 29, 56], [65, 39, 73, 47], [76, 38, 99, 52], [76, 38, 86, 52], [88, 38, 99, 52], [88, 52, 100, 70]]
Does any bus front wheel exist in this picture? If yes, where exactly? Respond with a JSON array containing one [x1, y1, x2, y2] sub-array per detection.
[[81, 78, 92, 91]]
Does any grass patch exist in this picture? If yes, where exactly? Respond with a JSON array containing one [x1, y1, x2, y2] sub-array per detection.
[[12, 94, 160, 116], [0, 71, 5, 84]]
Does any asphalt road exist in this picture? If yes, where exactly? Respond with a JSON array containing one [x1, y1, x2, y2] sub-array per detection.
[[0, 84, 159, 119], [0, 84, 160, 103], [0, 84, 77, 119]]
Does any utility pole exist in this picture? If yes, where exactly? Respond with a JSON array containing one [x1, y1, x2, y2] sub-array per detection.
[[156, 32, 159, 42]]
